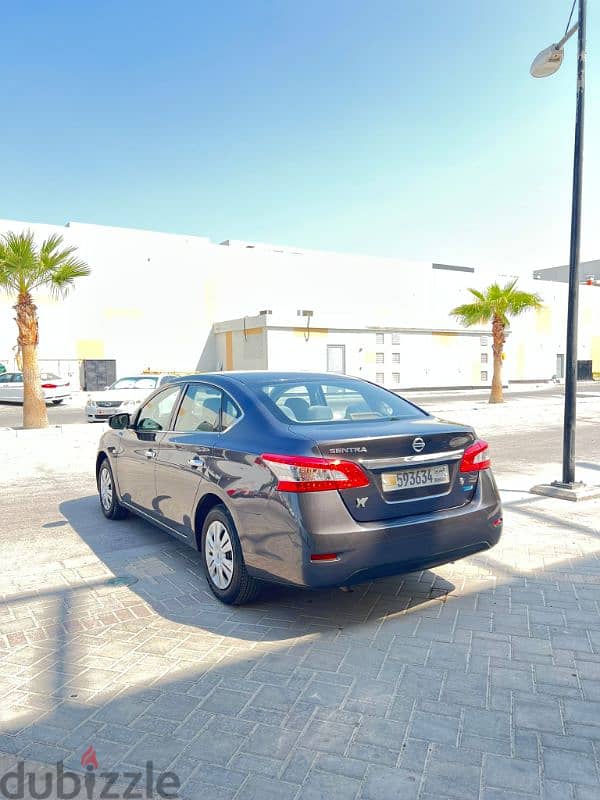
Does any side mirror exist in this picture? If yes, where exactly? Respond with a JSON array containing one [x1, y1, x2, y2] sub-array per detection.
[[109, 413, 131, 430]]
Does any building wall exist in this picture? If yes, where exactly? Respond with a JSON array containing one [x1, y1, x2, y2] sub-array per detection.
[[1, 217, 599, 388], [266, 327, 489, 388]]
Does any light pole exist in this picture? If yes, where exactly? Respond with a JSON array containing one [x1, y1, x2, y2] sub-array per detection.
[[530, 0, 594, 499]]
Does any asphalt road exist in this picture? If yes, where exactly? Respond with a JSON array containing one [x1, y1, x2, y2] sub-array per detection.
[[1, 382, 598, 429]]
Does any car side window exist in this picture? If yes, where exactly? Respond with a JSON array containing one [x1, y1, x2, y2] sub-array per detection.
[[11, 373, 23, 382], [173, 384, 223, 433], [222, 396, 241, 430], [136, 385, 181, 431], [0, 374, 11, 384]]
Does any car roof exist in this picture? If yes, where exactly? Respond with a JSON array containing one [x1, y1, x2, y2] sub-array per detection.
[[167, 371, 363, 385]]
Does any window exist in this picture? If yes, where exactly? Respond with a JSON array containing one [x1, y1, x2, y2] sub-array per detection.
[[481, 353, 488, 364], [137, 385, 181, 431], [391, 332, 401, 345], [0, 374, 11, 384], [481, 371, 488, 382], [327, 344, 346, 374], [375, 333, 385, 344], [392, 372, 401, 384], [480, 336, 488, 347], [173, 384, 241, 433], [375, 352, 384, 364], [253, 375, 425, 425], [375, 372, 385, 385], [111, 376, 158, 390], [222, 396, 241, 430], [392, 352, 400, 364]]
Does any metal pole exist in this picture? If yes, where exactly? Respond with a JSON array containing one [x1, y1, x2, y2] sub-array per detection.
[[561, 0, 586, 486]]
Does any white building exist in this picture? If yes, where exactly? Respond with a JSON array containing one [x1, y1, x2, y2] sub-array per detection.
[[1, 218, 599, 389]]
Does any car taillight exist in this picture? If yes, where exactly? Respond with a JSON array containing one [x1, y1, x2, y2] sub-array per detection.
[[41, 383, 57, 389], [259, 453, 370, 493], [460, 440, 491, 472]]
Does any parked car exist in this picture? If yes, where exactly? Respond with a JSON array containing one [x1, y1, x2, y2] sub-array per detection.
[[0, 371, 71, 404], [96, 371, 503, 605], [85, 374, 176, 421]]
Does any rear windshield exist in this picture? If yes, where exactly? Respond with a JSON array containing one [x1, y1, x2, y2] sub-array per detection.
[[254, 377, 427, 424]]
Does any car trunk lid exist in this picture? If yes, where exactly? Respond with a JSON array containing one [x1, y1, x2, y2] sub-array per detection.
[[311, 417, 477, 521]]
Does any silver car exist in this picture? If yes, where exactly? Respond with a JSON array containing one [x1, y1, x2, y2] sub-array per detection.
[[96, 372, 503, 605], [86, 374, 175, 421]]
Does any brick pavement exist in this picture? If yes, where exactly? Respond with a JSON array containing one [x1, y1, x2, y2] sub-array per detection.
[[1, 470, 600, 799]]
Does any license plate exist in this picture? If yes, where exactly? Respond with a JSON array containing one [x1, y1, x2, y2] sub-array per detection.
[[381, 465, 450, 492]]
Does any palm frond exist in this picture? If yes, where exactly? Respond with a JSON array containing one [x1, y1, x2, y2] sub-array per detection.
[[450, 302, 493, 326], [0, 229, 90, 299], [450, 278, 541, 329]]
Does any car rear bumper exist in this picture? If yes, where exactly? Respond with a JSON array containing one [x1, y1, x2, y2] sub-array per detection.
[[244, 470, 502, 589]]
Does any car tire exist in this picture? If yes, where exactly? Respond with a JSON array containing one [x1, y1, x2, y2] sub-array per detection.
[[98, 457, 128, 520], [200, 506, 261, 605]]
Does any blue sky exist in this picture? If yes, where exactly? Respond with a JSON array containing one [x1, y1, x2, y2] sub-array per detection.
[[1, 0, 598, 270]]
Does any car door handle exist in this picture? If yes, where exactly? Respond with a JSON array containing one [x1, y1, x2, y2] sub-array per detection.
[[188, 456, 205, 469], [144, 449, 157, 459]]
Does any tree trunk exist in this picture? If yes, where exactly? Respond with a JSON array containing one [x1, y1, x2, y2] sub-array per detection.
[[489, 314, 505, 404], [15, 292, 48, 429]]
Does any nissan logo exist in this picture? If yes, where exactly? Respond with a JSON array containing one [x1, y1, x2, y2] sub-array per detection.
[[412, 437, 426, 453]]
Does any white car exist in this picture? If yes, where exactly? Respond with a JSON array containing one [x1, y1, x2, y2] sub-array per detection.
[[0, 371, 71, 404], [85, 374, 176, 422]]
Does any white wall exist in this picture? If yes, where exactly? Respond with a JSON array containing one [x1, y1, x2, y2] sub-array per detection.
[[1, 217, 599, 387]]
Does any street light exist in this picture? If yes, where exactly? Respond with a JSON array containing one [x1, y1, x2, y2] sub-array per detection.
[[529, 0, 598, 500]]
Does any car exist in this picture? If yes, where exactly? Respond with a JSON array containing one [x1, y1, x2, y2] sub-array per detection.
[[0, 371, 71, 404], [96, 371, 503, 605], [85, 374, 176, 421]]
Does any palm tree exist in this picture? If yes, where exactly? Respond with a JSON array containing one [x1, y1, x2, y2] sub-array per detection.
[[451, 279, 542, 404], [0, 230, 90, 428]]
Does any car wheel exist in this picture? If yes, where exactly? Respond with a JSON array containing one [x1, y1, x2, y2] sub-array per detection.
[[200, 506, 260, 605], [98, 458, 128, 520], [51, 399, 64, 405]]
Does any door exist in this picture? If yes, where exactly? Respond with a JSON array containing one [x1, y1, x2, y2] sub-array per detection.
[[113, 384, 182, 514], [327, 345, 346, 374], [556, 354, 565, 379], [154, 383, 225, 535]]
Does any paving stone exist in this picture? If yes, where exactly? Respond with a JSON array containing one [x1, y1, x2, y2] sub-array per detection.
[[483, 754, 540, 795], [281, 747, 316, 783], [314, 753, 367, 780], [563, 698, 600, 727], [543, 747, 600, 787], [542, 779, 575, 800], [463, 708, 511, 740], [409, 711, 459, 745], [361, 764, 421, 800], [300, 680, 350, 708], [354, 717, 407, 750], [514, 696, 564, 733], [228, 752, 283, 777], [240, 724, 299, 760], [236, 774, 298, 800], [298, 719, 355, 755], [423, 757, 482, 800], [347, 742, 398, 767], [184, 730, 245, 765]]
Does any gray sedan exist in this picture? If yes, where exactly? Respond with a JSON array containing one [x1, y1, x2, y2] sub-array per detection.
[[96, 372, 502, 605]]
